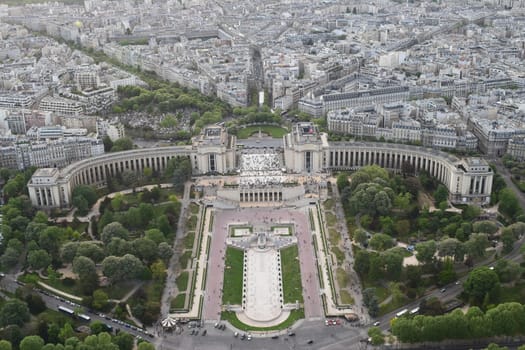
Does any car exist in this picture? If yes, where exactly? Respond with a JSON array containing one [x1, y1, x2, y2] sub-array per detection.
[[373, 321, 380, 326], [307, 340, 314, 345], [214, 322, 219, 328], [233, 332, 239, 337], [440, 288, 447, 293], [247, 334, 252, 341], [201, 329, 207, 336], [288, 332, 296, 337], [194, 330, 199, 336], [240, 333, 246, 340], [455, 281, 460, 285], [271, 335, 279, 339]]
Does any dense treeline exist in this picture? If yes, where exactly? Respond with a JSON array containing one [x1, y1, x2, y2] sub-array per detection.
[[392, 302, 525, 343]]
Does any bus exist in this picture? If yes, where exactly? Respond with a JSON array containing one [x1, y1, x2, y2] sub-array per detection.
[[78, 314, 91, 322], [58, 306, 75, 316], [395, 309, 408, 318], [409, 307, 420, 315]]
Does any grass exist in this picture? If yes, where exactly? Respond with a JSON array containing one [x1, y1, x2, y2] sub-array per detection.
[[336, 267, 349, 288], [222, 247, 244, 305], [179, 250, 193, 269], [189, 203, 200, 215], [236, 125, 288, 139], [332, 246, 345, 265], [324, 199, 335, 211], [221, 309, 304, 331], [498, 282, 525, 304], [280, 245, 304, 303], [186, 215, 198, 231], [184, 231, 195, 249], [340, 290, 354, 305], [170, 294, 187, 310], [325, 212, 338, 227], [176, 271, 189, 292], [328, 228, 341, 246], [103, 280, 138, 300]]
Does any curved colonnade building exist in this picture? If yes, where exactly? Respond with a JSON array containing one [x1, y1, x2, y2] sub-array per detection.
[[28, 123, 493, 209]]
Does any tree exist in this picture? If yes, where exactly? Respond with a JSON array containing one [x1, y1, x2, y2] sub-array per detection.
[[137, 343, 155, 350], [92, 290, 109, 310], [433, 185, 448, 205], [158, 242, 172, 261], [76, 242, 105, 263], [415, 240, 437, 265], [102, 136, 113, 152], [168, 156, 192, 192], [363, 288, 379, 317], [369, 233, 394, 251], [72, 196, 88, 215], [438, 259, 457, 285], [112, 332, 134, 350], [465, 233, 489, 259], [0, 340, 11, 350], [0, 300, 30, 327], [494, 259, 522, 284], [145, 229, 165, 244], [464, 266, 500, 305], [132, 238, 158, 263], [336, 173, 349, 191], [353, 229, 367, 245], [501, 228, 517, 254], [150, 260, 166, 281], [111, 137, 134, 152], [71, 185, 98, 208], [19, 336, 44, 350], [499, 188, 522, 219], [101, 222, 129, 245], [0, 248, 21, 268], [27, 250, 51, 271], [367, 327, 385, 345], [107, 238, 133, 256], [354, 250, 370, 277], [473, 221, 499, 234], [60, 242, 78, 263], [25, 294, 46, 315], [72, 256, 99, 294]]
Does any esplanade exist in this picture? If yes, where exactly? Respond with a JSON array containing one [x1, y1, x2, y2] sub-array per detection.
[[28, 122, 493, 209]]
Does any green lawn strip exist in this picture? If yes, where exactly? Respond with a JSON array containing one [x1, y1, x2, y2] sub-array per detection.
[[332, 246, 345, 265], [183, 231, 195, 249], [186, 215, 198, 231], [179, 250, 193, 269], [336, 267, 349, 288], [185, 263, 198, 310], [222, 247, 244, 305], [308, 208, 315, 230], [325, 212, 337, 227], [229, 224, 253, 236], [236, 125, 288, 139], [176, 271, 189, 292], [311, 234, 325, 289], [208, 212, 214, 232], [340, 290, 354, 305], [170, 294, 187, 310], [328, 227, 341, 246], [221, 309, 304, 331], [323, 199, 335, 211], [280, 246, 304, 303], [189, 203, 200, 215]]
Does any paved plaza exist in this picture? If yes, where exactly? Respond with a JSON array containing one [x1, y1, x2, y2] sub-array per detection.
[[202, 207, 323, 323]]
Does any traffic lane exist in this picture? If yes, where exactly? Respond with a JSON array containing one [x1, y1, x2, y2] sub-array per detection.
[[160, 320, 367, 350], [377, 282, 463, 331], [0, 276, 154, 340]]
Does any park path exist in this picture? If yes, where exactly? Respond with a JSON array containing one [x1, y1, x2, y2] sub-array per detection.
[[160, 181, 192, 319], [37, 281, 82, 301]]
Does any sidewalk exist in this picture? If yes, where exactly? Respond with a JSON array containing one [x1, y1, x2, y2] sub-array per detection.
[[38, 281, 82, 301]]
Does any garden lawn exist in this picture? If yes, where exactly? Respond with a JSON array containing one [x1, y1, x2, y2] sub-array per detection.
[[176, 271, 189, 292], [221, 309, 304, 331], [222, 247, 244, 305], [281, 245, 304, 303]]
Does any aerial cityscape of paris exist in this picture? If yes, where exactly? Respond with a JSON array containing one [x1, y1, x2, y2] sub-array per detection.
[[1, 0, 525, 349]]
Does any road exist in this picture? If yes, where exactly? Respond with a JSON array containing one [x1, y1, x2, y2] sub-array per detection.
[[158, 320, 368, 350]]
